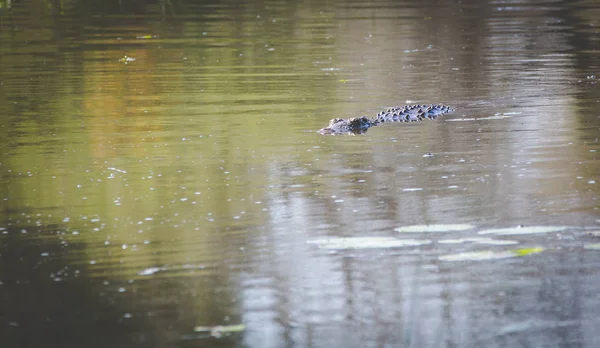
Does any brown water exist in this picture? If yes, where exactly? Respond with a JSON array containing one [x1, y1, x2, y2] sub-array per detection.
[[1, 0, 599, 347]]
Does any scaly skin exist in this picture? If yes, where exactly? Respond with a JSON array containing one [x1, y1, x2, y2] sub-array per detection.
[[318, 104, 454, 135]]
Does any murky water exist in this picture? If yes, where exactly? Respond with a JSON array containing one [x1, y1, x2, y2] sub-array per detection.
[[1, 0, 599, 347]]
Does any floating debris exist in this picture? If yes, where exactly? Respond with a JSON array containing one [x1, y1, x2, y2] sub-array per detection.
[[439, 247, 544, 261], [307, 237, 431, 250], [438, 237, 519, 245], [512, 247, 545, 256], [497, 319, 577, 336], [193, 324, 246, 338], [137, 267, 165, 276], [478, 226, 568, 236], [395, 224, 475, 233], [583, 243, 600, 250], [136, 35, 159, 39], [118, 55, 136, 63]]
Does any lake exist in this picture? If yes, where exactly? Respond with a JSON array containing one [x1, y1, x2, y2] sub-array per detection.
[[1, 0, 599, 347]]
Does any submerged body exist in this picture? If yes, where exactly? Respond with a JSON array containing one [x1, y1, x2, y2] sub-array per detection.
[[318, 104, 454, 135]]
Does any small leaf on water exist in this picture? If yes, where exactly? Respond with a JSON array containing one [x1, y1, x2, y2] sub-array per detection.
[[118, 55, 136, 63], [511, 247, 544, 256], [440, 247, 544, 262]]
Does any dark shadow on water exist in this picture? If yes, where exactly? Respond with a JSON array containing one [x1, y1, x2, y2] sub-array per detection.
[[0, 221, 246, 348], [0, 224, 149, 348]]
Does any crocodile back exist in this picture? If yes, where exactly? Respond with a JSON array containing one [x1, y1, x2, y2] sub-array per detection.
[[375, 104, 454, 124]]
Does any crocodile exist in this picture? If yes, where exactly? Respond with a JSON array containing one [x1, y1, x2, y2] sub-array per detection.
[[317, 104, 454, 135]]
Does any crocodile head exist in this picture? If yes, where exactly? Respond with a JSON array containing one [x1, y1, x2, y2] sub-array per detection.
[[317, 116, 374, 135]]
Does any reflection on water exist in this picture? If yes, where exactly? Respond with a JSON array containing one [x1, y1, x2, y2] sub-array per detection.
[[1, 0, 599, 347]]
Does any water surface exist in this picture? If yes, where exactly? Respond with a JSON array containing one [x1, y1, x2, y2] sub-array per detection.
[[1, 0, 599, 347]]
